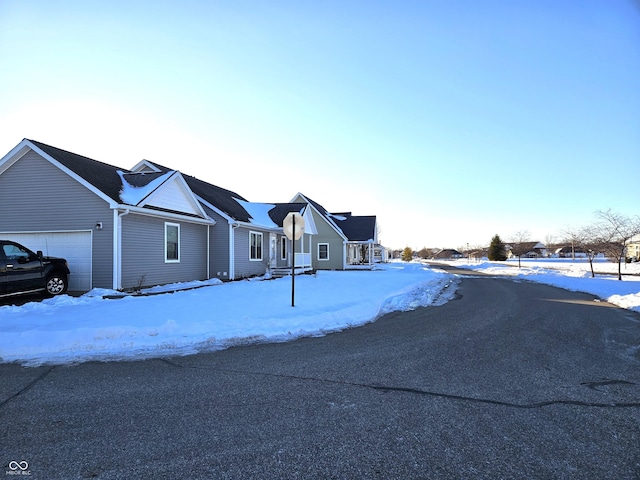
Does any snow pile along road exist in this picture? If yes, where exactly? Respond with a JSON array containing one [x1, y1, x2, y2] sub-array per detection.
[[0, 263, 454, 366], [442, 259, 640, 312]]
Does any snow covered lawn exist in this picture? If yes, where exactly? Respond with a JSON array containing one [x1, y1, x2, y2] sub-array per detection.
[[436, 258, 640, 313], [0, 263, 454, 367], [2, 259, 638, 368]]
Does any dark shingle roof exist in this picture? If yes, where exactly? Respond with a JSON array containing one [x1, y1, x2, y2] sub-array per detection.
[[27, 141, 303, 225], [297, 193, 376, 242], [267, 203, 307, 227], [142, 160, 252, 222], [28, 139, 126, 202], [121, 171, 168, 188], [333, 215, 376, 242], [298, 193, 331, 217]]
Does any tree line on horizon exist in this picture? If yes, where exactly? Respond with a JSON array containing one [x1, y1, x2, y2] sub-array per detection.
[[488, 209, 640, 281], [400, 209, 640, 281]]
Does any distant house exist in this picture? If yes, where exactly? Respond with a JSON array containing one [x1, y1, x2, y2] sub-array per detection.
[[431, 249, 464, 260], [0, 139, 315, 291], [290, 193, 384, 270], [505, 242, 546, 259], [627, 234, 640, 261], [554, 246, 587, 258]]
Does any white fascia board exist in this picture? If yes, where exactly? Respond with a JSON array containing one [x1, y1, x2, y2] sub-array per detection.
[[292, 192, 347, 240], [115, 204, 216, 225], [130, 159, 162, 173], [23, 140, 119, 207], [289, 192, 305, 203], [233, 220, 280, 233], [0, 140, 31, 176], [195, 195, 236, 224], [137, 172, 209, 219], [302, 205, 318, 235], [312, 204, 347, 240]]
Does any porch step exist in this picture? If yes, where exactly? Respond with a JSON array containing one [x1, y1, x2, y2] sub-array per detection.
[[272, 267, 312, 278]]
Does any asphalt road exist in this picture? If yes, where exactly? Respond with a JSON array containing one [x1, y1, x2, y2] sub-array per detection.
[[1, 267, 640, 479]]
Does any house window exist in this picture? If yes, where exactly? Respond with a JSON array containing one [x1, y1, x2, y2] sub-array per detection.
[[318, 243, 329, 261], [250, 231, 263, 261], [165, 223, 180, 262], [281, 236, 287, 260]]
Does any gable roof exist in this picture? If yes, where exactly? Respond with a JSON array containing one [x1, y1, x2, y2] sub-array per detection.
[[505, 241, 545, 251], [21, 140, 208, 220], [293, 193, 376, 243], [9, 141, 317, 229], [333, 214, 377, 242], [292, 192, 347, 240], [267, 203, 308, 227], [28, 139, 125, 203], [133, 160, 253, 223]]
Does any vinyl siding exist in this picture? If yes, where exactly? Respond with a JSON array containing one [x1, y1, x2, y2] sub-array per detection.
[[0, 150, 114, 288], [205, 207, 231, 280], [233, 227, 267, 279], [120, 213, 207, 289], [308, 208, 344, 270]]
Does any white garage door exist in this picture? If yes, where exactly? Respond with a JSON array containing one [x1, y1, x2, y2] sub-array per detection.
[[0, 231, 92, 292]]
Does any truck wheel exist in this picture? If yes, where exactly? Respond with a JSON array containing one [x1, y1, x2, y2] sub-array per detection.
[[46, 273, 68, 296]]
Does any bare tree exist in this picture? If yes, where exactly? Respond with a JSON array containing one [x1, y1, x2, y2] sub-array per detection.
[[561, 227, 583, 261], [544, 234, 557, 254], [590, 209, 640, 280], [508, 230, 531, 268], [575, 226, 600, 278]]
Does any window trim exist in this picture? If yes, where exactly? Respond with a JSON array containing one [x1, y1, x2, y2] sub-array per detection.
[[165, 222, 180, 263], [250, 231, 263, 261], [318, 243, 329, 261], [281, 236, 287, 260]]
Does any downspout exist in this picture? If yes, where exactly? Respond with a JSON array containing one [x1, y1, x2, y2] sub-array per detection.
[[343, 241, 347, 270], [207, 224, 210, 280], [113, 208, 130, 290], [369, 241, 373, 266], [229, 222, 238, 280]]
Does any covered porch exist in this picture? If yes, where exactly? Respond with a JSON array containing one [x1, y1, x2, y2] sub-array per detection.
[[271, 233, 314, 277], [345, 241, 385, 270]]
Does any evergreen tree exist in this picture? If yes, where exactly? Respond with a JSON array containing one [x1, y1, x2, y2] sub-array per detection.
[[488, 234, 507, 261], [401, 247, 414, 262]]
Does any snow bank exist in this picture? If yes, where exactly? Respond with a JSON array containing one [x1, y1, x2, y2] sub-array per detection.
[[441, 259, 640, 312], [0, 263, 453, 366]]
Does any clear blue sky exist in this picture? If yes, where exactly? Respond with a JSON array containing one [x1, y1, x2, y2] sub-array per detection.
[[1, 1, 638, 249]]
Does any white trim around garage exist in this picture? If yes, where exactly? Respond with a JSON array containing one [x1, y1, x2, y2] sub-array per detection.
[[0, 230, 93, 291]]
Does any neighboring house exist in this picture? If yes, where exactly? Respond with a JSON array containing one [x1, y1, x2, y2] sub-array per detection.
[[554, 246, 587, 258], [290, 193, 383, 270], [131, 160, 317, 280], [506, 242, 546, 259], [627, 234, 640, 261], [0, 139, 314, 291], [431, 249, 464, 260]]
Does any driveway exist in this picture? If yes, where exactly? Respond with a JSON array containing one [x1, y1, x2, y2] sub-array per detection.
[[1, 269, 639, 479]]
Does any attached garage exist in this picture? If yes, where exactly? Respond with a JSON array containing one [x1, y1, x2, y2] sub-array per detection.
[[0, 231, 92, 292]]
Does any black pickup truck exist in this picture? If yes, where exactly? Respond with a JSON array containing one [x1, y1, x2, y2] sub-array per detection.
[[0, 240, 71, 298]]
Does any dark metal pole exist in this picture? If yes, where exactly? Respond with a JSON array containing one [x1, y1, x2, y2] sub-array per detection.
[[291, 215, 295, 307]]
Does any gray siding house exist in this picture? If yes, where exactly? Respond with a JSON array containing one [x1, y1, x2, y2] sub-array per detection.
[[0, 139, 315, 291], [131, 161, 317, 280], [291, 193, 382, 270]]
